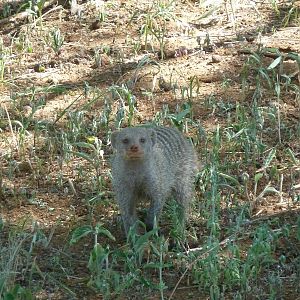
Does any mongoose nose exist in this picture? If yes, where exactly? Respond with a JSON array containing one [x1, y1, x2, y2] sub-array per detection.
[[130, 145, 139, 152]]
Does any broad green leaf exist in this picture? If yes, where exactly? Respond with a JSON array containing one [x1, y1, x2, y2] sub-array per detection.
[[287, 52, 300, 63], [218, 172, 240, 186], [70, 225, 93, 244], [134, 229, 157, 252], [68, 151, 94, 163], [175, 108, 191, 121], [95, 223, 116, 241], [264, 47, 281, 55], [258, 68, 272, 88], [275, 81, 280, 97], [286, 148, 298, 164], [262, 186, 279, 195], [255, 173, 263, 183], [263, 148, 276, 169], [3, 293, 14, 300], [88, 243, 108, 271], [267, 56, 281, 70]]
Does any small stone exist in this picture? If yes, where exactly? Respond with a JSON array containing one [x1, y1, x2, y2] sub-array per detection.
[[90, 20, 101, 30], [211, 55, 221, 63], [33, 63, 45, 72]]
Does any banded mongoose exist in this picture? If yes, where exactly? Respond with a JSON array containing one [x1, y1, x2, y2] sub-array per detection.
[[111, 126, 198, 236]]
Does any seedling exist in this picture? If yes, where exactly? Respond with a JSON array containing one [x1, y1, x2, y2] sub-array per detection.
[[47, 28, 64, 56]]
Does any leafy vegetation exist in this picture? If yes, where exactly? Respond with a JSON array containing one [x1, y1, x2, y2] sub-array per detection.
[[0, 0, 299, 299]]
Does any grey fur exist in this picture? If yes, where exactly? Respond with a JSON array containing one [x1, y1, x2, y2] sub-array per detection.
[[111, 126, 198, 235]]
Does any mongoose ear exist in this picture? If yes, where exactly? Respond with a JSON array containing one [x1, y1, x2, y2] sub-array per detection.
[[111, 131, 119, 148], [150, 129, 157, 146]]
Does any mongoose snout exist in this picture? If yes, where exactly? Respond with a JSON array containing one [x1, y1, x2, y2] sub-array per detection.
[[130, 145, 139, 152]]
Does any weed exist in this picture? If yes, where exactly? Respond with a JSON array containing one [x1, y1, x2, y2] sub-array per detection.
[[133, 0, 176, 59], [0, 38, 8, 83], [35, 0, 47, 27], [109, 84, 137, 127], [0, 221, 50, 299], [70, 222, 170, 299], [1, 3, 12, 18], [280, 2, 300, 26], [93, 47, 101, 68], [46, 28, 64, 56]]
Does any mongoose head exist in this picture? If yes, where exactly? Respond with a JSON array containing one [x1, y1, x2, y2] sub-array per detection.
[[111, 127, 157, 161]]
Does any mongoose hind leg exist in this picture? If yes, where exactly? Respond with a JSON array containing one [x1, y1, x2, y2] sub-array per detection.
[[174, 181, 194, 221]]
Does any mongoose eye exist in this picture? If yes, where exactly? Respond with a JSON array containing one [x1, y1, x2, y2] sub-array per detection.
[[122, 138, 129, 144], [140, 138, 146, 143]]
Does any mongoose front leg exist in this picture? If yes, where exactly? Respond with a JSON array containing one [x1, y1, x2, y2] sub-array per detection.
[[116, 189, 138, 235], [145, 194, 166, 231]]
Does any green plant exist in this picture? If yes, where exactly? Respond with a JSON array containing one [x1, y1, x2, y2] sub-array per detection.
[[0, 38, 8, 83], [99, 97, 112, 132], [166, 199, 187, 248], [0, 221, 50, 299], [109, 84, 137, 127], [133, 0, 176, 59], [35, 0, 47, 26], [47, 28, 64, 56], [93, 47, 101, 68], [70, 221, 170, 299], [69, 138, 104, 182], [98, 4, 107, 23], [155, 102, 192, 131], [1, 3, 12, 18], [180, 76, 201, 102]]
